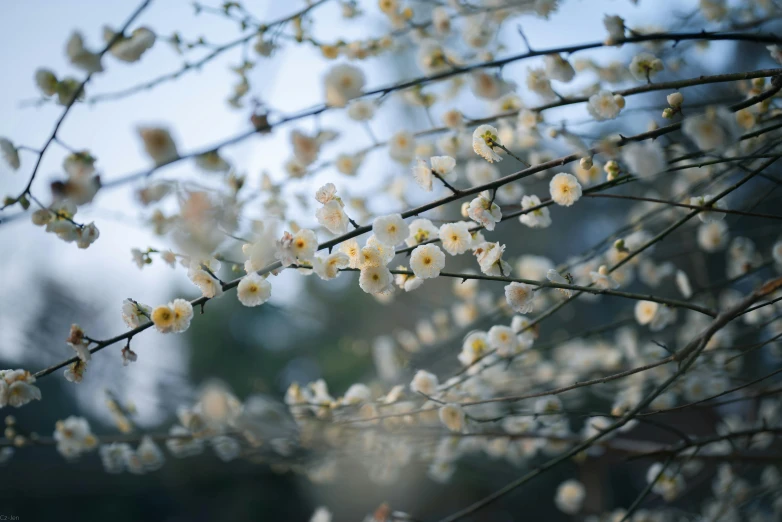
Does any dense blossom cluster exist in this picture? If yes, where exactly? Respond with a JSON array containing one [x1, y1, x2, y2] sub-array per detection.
[[3, 0, 782, 520]]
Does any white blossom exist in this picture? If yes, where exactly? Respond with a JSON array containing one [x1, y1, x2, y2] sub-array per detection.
[[0, 369, 42, 408], [136, 436, 165, 471], [691, 195, 725, 223], [587, 90, 623, 120], [439, 222, 473, 255], [682, 107, 741, 151], [544, 54, 575, 83], [121, 299, 151, 328], [555, 479, 586, 514], [359, 266, 393, 294], [603, 15, 625, 45], [373, 214, 409, 246], [629, 52, 663, 82], [237, 273, 272, 306], [151, 299, 193, 334], [389, 131, 415, 164], [346, 100, 375, 121], [488, 325, 520, 357], [634, 300, 659, 325], [459, 331, 489, 366], [505, 282, 536, 313], [316, 200, 350, 235], [621, 141, 666, 181], [472, 125, 503, 163], [405, 218, 439, 247], [467, 192, 502, 230], [439, 403, 465, 432], [324, 63, 365, 107], [549, 173, 582, 206], [410, 370, 439, 395], [313, 252, 350, 280], [519, 195, 552, 228], [54, 416, 98, 459], [697, 220, 729, 252], [410, 244, 445, 279], [526, 68, 555, 100], [474, 241, 510, 276]]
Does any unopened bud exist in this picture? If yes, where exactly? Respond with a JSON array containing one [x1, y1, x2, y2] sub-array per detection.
[[580, 156, 593, 170], [604, 160, 620, 177], [666, 92, 683, 107], [613, 94, 626, 109]]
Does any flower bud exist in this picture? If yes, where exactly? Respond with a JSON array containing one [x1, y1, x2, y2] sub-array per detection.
[[604, 160, 620, 177], [580, 156, 593, 170], [667, 92, 683, 107]]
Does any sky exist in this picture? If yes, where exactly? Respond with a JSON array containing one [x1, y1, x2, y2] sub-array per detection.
[[0, 0, 718, 424]]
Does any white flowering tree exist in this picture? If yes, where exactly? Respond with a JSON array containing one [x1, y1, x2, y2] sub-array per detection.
[[2, 0, 782, 520]]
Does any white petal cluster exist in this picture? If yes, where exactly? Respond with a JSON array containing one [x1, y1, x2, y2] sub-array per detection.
[[504, 282, 536, 313], [682, 106, 741, 151], [621, 141, 666, 181], [603, 15, 625, 45], [358, 265, 393, 294], [439, 403, 465, 432], [411, 156, 456, 191], [373, 214, 409, 246], [467, 192, 502, 230], [151, 299, 194, 333], [324, 63, 365, 107], [276, 229, 318, 267], [0, 369, 42, 409], [237, 273, 272, 306], [690, 194, 725, 223], [121, 299, 151, 328], [439, 221, 473, 255], [54, 416, 98, 459], [472, 125, 503, 163], [526, 68, 555, 100], [405, 218, 439, 248], [458, 331, 489, 366], [188, 260, 224, 299], [410, 370, 439, 395], [519, 195, 552, 228], [313, 252, 350, 281], [629, 52, 664, 81], [474, 241, 510, 276], [549, 173, 582, 206], [544, 54, 575, 83], [410, 244, 445, 279], [587, 90, 624, 120], [555, 479, 586, 514]]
